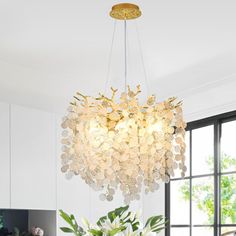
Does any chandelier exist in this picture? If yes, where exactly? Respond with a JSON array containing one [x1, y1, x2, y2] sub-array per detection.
[[61, 3, 187, 204]]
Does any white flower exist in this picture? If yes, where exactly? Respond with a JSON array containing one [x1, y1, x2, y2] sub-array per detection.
[[101, 216, 122, 232], [144, 232, 156, 236], [129, 213, 135, 222], [120, 211, 130, 221], [135, 209, 142, 220], [141, 226, 157, 236], [117, 224, 138, 236], [81, 217, 90, 229]]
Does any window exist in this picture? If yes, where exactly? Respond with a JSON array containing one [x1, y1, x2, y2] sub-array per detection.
[[165, 111, 236, 236]]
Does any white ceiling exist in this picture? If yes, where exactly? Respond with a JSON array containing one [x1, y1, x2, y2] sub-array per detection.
[[0, 0, 236, 113]]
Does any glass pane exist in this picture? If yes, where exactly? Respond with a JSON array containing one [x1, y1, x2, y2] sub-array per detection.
[[192, 125, 214, 175], [221, 227, 236, 236], [221, 121, 236, 172], [192, 227, 213, 236], [171, 227, 190, 236], [172, 131, 190, 178], [192, 177, 214, 225], [221, 174, 236, 224], [171, 180, 190, 224]]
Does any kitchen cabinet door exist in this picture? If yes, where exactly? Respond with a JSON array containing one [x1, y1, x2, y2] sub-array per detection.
[[11, 105, 56, 210], [0, 102, 10, 208]]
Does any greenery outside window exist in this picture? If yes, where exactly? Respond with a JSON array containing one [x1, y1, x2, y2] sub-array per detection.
[[165, 111, 236, 236]]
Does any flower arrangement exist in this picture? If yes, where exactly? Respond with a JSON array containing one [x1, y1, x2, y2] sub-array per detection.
[[13, 226, 44, 236], [60, 206, 166, 236], [31, 227, 44, 236]]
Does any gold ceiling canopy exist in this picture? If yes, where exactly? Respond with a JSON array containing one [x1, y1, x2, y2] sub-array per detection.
[[110, 3, 142, 20]]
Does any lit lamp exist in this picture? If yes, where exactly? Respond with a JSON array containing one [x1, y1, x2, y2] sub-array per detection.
[[61, 3, 187, 204]]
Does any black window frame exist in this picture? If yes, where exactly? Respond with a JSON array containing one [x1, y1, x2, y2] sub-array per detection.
[[165, 110, 236, 236]]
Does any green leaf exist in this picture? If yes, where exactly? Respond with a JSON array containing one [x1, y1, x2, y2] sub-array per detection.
[[145, 216, 153, 227], [145, 215, 166, 233], [152, 216, 162, 226], [97, 216, 107, 227], [97, 206, 129, 225], [122, 212, 131, 221], [109, 226, 126, 236], [109, 206, 130, 222], [89, 229, 103, 236], [60, 227, 74, 233], [114, 206, 129, 217], [108, 211, 116, 223], [59, 210, 73, 226], [71, 215, 78, 229], [59, 210, 85, 236], [132, 221, 140, 231], [145, 215, 163, 227], [152, 226, 166, 233]]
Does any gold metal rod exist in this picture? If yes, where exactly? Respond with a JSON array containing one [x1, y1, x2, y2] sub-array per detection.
[[124, 20, 127, 92]]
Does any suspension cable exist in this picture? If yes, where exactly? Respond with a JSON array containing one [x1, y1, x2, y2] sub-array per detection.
[[104, 20, 117, 94], [124, 20, 127, 92]]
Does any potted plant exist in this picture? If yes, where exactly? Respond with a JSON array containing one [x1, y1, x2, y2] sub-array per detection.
[[60, 206, 166, 236]]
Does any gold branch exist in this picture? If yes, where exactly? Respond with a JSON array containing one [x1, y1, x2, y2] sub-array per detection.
[[76, 92, 89, 101], [111, 87, 118, 100]]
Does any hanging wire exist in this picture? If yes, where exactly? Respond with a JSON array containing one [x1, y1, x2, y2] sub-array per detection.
[[135, 21, 151, 95], [124, 20, 128, 92], [104, 20, 117, 95], [104, 19, 149, 95]]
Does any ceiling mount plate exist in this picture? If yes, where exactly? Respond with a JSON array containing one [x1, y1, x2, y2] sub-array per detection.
[[110, 3, 142, 20]]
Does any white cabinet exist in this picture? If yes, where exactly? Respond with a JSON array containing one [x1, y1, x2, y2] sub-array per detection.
[[0, 102, 10, 208], [11, 105, 56, 210]]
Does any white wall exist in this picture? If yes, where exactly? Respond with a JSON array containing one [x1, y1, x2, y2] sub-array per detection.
[[182, 74, 236, 122], [0, 103, 10, 208]]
